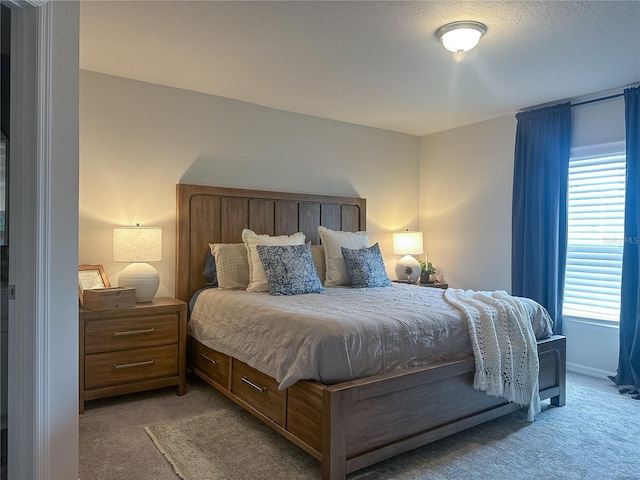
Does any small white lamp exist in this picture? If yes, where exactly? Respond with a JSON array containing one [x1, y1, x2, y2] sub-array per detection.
[[393, 231, 423, 283], [113, 225, 162, 302]]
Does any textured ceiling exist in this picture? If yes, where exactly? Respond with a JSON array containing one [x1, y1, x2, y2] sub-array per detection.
[[80, 1, 640, 136]]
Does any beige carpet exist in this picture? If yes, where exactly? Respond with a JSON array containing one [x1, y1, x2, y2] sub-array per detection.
[[145, 374, 640, 480]]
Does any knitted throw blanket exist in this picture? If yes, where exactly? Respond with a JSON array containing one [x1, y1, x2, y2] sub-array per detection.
[[444, 289, 541, 421]]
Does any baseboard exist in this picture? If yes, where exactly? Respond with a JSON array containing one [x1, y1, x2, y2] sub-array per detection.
[[567, 362, 615, 379]]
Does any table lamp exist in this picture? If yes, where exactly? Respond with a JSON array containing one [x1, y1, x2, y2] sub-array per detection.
[[113, 225, 162, 302], [393, 231, 423, 283]]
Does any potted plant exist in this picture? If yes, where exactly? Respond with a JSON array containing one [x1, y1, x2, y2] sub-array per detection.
[[419, 260, 437, 284]]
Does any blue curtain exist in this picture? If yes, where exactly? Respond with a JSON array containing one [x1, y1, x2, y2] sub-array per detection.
[[611, 86, 640, 396], [512, 103, 571, 335]]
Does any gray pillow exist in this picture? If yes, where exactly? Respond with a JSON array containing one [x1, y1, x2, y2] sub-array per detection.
[[203, 250, 218, 286], [341, 243, 392, 288], [256, 243, 325, 296]]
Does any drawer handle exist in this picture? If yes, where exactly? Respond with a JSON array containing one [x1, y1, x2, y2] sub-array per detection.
[[113, 328, 155, 337], [114, 359, 155, 369], [241, 376, 266, 393], [200, 353, 217, 365]]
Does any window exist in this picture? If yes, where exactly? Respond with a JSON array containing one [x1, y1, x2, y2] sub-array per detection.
[[563, 142, 626, 322]]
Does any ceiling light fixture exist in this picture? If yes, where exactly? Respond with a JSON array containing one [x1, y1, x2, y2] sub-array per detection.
[[436, 21, 487, 54]]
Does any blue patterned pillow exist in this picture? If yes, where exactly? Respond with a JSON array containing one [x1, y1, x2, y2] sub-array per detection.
[[256, 243, 325, 296], [341, 243, 392, 288]]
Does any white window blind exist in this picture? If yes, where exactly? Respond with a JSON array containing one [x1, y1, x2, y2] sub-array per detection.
[[563, 144, 626, 322]]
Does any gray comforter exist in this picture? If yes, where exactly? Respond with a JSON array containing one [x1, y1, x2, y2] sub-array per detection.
[[188, 283, 553, 389]]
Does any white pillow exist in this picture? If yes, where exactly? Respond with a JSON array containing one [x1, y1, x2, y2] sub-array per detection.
[[210, 243, 249, 290], [241, 229, 306, 292], [318, 226, 369, 287]]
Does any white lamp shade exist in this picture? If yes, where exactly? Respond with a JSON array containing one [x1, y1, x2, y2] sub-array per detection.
[[118, 262, 160, 302], [113, 227, 162, 262], [393, 231, 424, 255]]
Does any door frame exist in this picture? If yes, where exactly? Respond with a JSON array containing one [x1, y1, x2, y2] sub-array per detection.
[[6, 2, 39, 476], [5, 1, 79, 478]]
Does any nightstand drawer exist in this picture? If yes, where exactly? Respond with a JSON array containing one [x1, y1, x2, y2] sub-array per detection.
[[85, 314, 179, 354], [231, 360, 286, 426], [189, 339, 230, 388], [84, 344, 179, 389]]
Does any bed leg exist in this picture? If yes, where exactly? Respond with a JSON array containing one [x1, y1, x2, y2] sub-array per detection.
[[550, 336, 566, 407], [322, 388, 354, 480]]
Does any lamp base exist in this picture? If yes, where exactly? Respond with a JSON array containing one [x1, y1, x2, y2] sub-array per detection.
[[118, 262, 159, 302], [395, 255, 421, 283]]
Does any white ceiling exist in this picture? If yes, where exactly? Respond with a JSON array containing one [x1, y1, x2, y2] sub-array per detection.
[[80, 1, 640, 136]]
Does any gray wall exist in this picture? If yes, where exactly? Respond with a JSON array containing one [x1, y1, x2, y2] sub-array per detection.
[[419, 115, 516, 291], [419, 94, 626, 376], [79, 71, 420, 294]]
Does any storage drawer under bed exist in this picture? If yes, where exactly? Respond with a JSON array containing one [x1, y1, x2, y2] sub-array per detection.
[[231, 359, 287, 427], [189, 338, 230, 388]]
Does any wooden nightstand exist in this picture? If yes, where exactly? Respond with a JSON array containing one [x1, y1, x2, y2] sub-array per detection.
[[79, 297, 187, 413], [394, 280, 449, 289], [418, 282, 448, 289]]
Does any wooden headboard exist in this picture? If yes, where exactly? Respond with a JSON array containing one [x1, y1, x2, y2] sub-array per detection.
[[175, 184, 367, 302]]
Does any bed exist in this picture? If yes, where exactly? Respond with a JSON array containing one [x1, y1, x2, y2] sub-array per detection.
[[175, 183, 566, 480]]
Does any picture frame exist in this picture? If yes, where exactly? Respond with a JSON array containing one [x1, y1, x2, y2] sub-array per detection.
[[78, 264, 111, 306]]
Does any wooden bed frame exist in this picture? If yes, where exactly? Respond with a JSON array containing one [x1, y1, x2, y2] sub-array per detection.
[[175, 183, 566, 480]]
